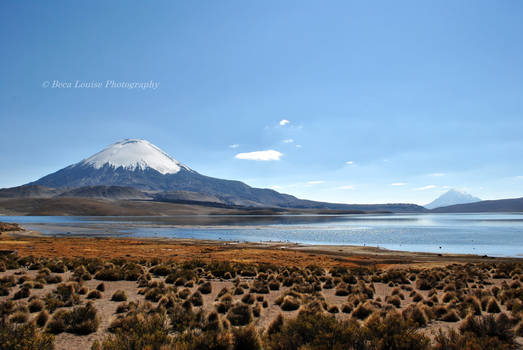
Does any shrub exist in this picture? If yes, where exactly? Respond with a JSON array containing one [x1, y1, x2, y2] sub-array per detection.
[[280, 296, 300, 311], [45, 274, 62, 284], [216, 294, 233, 314], [116, 302, 132, 314], [365, 311, 430, 350], [441, 310, 460, 322], [402, 305, 428, 327], [250, 280, 269, 294], [352, 302, 373, 320], [13, 287, 30, 300], [241, 293, 255, 305], [36, 310, 49, 327], [387, 295, 401, 308], [233, 324, 262, 350], [169, 303, 204, 333], [267, 309, 366, 350], [416, 278, 432, 290], [190, 291, 203, 306], [149, 265, 171, 276], [73, 265, 92, 281], [253, 303, 261, 317], [111, 290, 127, 302], [47, 302, 100, 335], [434, 328, 513, 350], [0, 286, 10, 296], [486, 298, 501, 313], [269, 280, 280, 290], [95, 268, 122, 281], [515, 320, 523, 337], [46, 309, 68, 334], [462, 296, 482, 316], [267, 314, 284, 336], [341, 303, 353, 314], [198, 281, 212, 294], [87, 289, 102, 299], [11, 311, 29, 323], [217, 287, 229, 298], [96, 283, 105, 292], [327, 305, 339, 314], [459, 314, 515, 344], [176, 329, 234, 349], [335, 287, 350, 296], [145, 287, 167, 302], [94, 312, 171, 350], [28, 298, 44, 312], [227, 303, 253, 326], [0, 318, 54, 350], [178, 288, 191, 300]]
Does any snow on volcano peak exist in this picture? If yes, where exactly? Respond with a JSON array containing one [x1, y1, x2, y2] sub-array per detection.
[[81, 139, 189, 175], [425, 189, 481, 209]]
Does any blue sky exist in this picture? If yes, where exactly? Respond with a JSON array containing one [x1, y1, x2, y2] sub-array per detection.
[[1, 0, 523, 205]]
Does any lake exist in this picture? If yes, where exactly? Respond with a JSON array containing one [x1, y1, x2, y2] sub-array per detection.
[[2, 213, 523, 257]]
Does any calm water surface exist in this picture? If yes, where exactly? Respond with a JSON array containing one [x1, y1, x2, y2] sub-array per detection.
[[2, 213, 522, 257]]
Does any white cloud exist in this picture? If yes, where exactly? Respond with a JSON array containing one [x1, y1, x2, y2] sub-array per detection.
[[307, 180, 325, 185], [415, 185, 437, 191], [235, 150, 283, 161], [429, 173, 445, 177], [283, 139, 294, 143], [337, 185, 355, 190], [228, 144, 239, 149], [295, 144, 302, 148], [391, 182, 407, 186], [345, 161, 354, 165], [279, 119, 290, 126], [269, 185, 282, 190]]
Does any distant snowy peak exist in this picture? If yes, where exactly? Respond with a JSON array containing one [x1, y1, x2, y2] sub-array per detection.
[[79, 139, 190, 175], [425, 189, 481, 209]]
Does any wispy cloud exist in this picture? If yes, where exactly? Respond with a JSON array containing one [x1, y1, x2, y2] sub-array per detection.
[[429, 173, 445, 177], [235, 150, 283, 161], [283, 139, 294, 143], [415, 185, 437, 191], [228, 144, 239, 149], [345, 161, 354, 165], [295, 144, 302, 148], [337, 185, 355, 190], [279, 119, 290, 126], [307, 180, 325, 185], [391, 182, 407, 186], [269, 185, 282, 190]]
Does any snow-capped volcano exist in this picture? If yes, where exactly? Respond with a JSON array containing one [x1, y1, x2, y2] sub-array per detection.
[[29, 139, 305, 206], [81, 139, 190, 175], [425, 189, 481, 209]]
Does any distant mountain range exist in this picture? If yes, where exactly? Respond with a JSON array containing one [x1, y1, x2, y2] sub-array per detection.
[[424, 189, 481, 209], [0, 139, 425, 214], [431, 197, 523, 213]]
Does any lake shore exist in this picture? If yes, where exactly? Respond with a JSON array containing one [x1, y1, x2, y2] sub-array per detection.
[[1, 231, 521, 269]]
